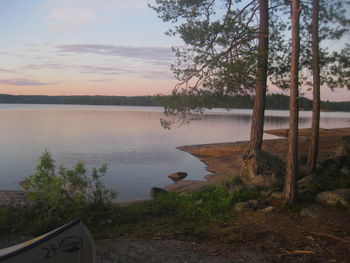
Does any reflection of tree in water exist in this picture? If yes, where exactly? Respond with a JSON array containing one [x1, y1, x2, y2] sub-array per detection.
[[265, 116, 310, 129], [201, 113, 251, 124], [201, 113, 349, 130], [201, 113, 310, 129], [319, 117, 350, 128], [264, 116, 288, 128]]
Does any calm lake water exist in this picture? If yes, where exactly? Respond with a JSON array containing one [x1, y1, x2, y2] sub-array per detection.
[[0, 104, 349, 201]]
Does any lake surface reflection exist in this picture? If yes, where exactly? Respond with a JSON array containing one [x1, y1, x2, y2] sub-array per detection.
[[0, 104, 348, 201]]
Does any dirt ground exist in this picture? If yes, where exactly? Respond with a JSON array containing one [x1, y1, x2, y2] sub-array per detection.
[[206, 203, 350, 263], [96, 200, 350, 263], [96, 239, 252, 263], [1, 203, 349, 263]]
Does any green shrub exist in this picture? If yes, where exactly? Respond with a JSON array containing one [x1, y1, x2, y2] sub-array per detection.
[[151, 186, 260, 222], [22, 150, 117, 221]]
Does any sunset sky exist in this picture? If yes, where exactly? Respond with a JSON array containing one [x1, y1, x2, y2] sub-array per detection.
[[0, 0, 349, 101]]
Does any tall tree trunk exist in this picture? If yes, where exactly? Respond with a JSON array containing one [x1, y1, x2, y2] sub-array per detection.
[[284, 0, 300, 203], [307, 0, 320, 173], [249, 0, 269, 152]]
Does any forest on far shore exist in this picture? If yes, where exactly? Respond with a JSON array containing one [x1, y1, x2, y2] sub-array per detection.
[[0, 93, 349, 112]]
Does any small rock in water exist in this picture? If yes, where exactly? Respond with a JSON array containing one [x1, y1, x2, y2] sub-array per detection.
[[150, 187, 168, 198], [168, 172, 188, 182]]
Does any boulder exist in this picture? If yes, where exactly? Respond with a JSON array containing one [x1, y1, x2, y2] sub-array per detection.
[[234, 200, 258, 212], [234, 199, 271, 212], [340, 166, 350, 175], [297, 174, 328, 192], [256, 200, 271, 210], [316, 188, 350, 207], [298, 188, 316, 201], [319, 136, 350, 170], [168, 172, 188, 182], [261, 206, 274, 212], [229, 183, 261, 193], [150, 187, 168, 198], [300, 205, 323, 218], [270, 191, 283, 199], [239, 150, 285, 187]]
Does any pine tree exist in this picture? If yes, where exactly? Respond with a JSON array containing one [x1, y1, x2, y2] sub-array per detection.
[[284, 0, 301, 203]]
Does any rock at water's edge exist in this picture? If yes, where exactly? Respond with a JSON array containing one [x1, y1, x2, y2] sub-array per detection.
[[234, 200, 258, 212], [168, 172, 188, 182], [150, 187, 168, 198]]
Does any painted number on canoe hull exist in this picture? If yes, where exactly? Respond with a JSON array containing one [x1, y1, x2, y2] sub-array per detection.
[[43, 244, 59, 259], [42, 236, 82, 259], [60, 236, 82, 253]]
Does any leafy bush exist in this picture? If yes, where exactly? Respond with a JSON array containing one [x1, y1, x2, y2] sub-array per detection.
[[22, 150, 117, 220]]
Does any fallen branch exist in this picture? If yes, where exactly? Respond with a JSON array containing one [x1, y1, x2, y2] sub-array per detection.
[[281, 249, 315, 255], [290, 250, 315, 254], [310, 232, 350, 244], [305, 236, 315, 241]]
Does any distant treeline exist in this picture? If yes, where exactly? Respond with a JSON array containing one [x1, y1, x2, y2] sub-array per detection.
[[211, 94, 350, 112], [0, 94, 159, 106], [0, 93, 349, 112]]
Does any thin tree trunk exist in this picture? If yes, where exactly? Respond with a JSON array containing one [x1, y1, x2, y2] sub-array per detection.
[[307, 0, 320, 173], [249, 0, 269, 152], [284, 0, 300, 203]]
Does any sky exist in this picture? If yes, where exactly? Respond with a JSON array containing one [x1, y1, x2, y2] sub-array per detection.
[[0, 0, 349, 101]]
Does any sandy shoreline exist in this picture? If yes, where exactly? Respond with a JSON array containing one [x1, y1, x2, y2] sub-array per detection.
[[163, 127, 350, 193]]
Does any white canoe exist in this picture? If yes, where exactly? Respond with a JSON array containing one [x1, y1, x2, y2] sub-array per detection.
[[0, 219, 96, 263]]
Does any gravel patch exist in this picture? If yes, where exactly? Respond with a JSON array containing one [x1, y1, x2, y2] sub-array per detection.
[[96, 238, 234, 263], [1, 237, 264, 263]]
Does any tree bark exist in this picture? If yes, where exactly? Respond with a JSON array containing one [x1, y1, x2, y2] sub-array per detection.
[[307, 0, 320, 173], [284, 0, 300, 203], [249, 0, 269, 152]]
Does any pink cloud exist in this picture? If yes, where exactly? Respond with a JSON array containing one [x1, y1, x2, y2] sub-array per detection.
[[0, 78, 57, 86]]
